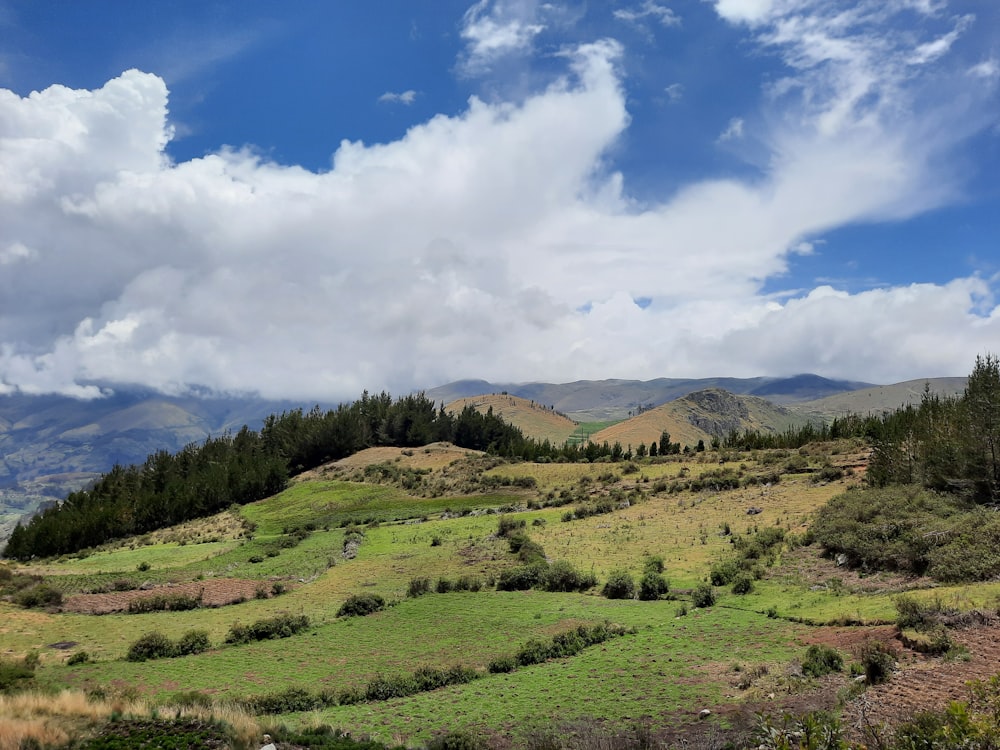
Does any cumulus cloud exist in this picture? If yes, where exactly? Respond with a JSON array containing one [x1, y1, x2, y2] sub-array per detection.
[[0, 3, 998, 401], [459, 0, 546, 73], [378, 89, 418, 105]]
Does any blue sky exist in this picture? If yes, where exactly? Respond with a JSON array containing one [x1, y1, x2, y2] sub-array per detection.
[[0, 0, 998, 400]]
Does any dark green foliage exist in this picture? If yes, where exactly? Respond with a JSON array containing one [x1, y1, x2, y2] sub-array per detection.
[[78, 718, 231, 749], [601, 569, 636, 599], [487, 655, 517, 673], [516, 539, 547, 564], [542, 560, 597, 592], [801, 645, 843, 677], [0, 654, 37, 693], [496, 563, 549, 591], [642, 555, 665, 575], [692, 583, 716, 608], [14, 583, 63, 609], [858, 639, 896, 684], [752, 711, 848, 750], [126, 632, 176, 662], [66, 650, 90, 666], [425, 730, 486, 750], [337, 593, 386, 618], [496, 516, 527, 537], [512, 623, 631, 668], [811, 486, 989, 579], [127, 591, 202, 613], [710, 560, 739, 586], [638, 572, 669, 600], [731, 573, 754, 595], [174, 629, 210, 656], [225, 614, 310, 644]]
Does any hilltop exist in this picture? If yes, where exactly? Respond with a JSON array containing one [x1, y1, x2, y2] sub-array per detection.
[[792, 377, 967, 421], [426, 374, 872, 421], [588, 388, 813, 450], [444, 393, 579, 445]]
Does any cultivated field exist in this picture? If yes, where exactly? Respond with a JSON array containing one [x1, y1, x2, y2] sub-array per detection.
[[2, 440, 998, 748]]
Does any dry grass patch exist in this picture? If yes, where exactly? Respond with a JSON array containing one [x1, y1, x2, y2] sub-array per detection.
[[447, 394, 578, 444]]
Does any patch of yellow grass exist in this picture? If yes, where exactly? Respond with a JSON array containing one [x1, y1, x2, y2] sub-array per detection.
[[447, 394, 578, 444], [0, 690, 261, 750]]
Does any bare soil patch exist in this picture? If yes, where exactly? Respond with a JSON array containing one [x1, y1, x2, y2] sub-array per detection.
[[62, 578, 286, 614], [774, 545, 931, 596], [842, 622, 1000, 737]]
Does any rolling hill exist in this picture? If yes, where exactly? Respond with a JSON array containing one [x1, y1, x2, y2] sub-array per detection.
[[791, 377, 968, 421], [426, 374, 872, 421], [588, 388, 813, 450], [444, 393, 579, 445]]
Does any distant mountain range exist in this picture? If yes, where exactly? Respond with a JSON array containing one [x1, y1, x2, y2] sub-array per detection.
[[426, 374, 875, 421], [0, 374, 966, 543]]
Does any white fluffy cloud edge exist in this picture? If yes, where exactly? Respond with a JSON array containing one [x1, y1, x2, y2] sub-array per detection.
[[1, 1, 998, 401]]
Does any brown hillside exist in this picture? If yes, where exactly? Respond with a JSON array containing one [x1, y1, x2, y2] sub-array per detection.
[[590, 388, 812, 450], [792, 376, 967, 420], [446, 394, 578, 444]]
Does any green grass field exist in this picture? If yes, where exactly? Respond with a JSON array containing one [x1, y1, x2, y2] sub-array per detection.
[[4, 443, 999, 747]]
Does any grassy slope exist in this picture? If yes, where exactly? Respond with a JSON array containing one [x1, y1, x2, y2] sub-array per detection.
[[792, 377, 968, 420], [5, 443, 1000, 746], [446, 394, 578, 444]]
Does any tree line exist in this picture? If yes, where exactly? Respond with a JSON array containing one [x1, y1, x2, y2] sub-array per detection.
[[2, 392, 523, 560]]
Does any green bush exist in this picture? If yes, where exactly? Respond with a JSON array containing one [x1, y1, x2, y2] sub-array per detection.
[[66, 651, 90, 666], [487, 655, 517, 674], [710, 560, 739, 586], [407, 577, 431, 597], [174, 630, 210, 656], [337, 594, 386, 618], [692, 583, 716, 608], [14, 583, 63, 609], [225, 614, 310, 644], [127, 591, 202, 613], [542, 560, 596, 592], [426, 730, 485, 750], [643, 555, 665, 575], [858, 639, 896, 684], [496, 563, 548, 591], [602, 569, 636, 599], [637, 572, 669, 601], [801, 644, 843, 677], [731, 573, 754, 595], [517, 539, 547, 564], [126, 632, 176, 662], [0, 655, 37, 692]]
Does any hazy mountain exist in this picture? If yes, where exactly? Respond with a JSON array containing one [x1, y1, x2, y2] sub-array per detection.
[[791, 377, 968, 421], [426, 374, 872, 421]]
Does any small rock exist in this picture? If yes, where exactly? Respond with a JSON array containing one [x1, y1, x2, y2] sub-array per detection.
[[699, 709, 712, 719], [836, 553, 849, 567]]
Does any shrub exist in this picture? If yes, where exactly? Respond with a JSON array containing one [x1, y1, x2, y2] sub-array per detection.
[[602, 569, 636, 600], [337, 594, 386, 618], [710, 560, 739, 586], [453, 575, 483, 592], [435, 577, 453, 594], [858, 639, 896, 684], [174, 629, 210, 656], [136, 561, 151, 572], [126, 632, 176, 662], [731, 573, 754, 595], [487, 655, 517, 674], [426, 730, 485, 750], [14, 583, 63, 609], [692, 583, 716, 608], [642, 555, 665, 575], [0, 655, 37, 692], [517, 539, 547, 564], [225, 614, 310, 644], [408, 576, 431, 597], [497, 516, 527, 537], [543, 560, 596, 592], [127, 591, 202, 613], [496, 563, 548, 591], [801, 644, 843, 677], [66, 651, 90, 666], [638, 572, 669, 601]]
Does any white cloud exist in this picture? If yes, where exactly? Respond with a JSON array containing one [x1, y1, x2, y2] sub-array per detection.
[[717, 117, 745, 142], [664, 82, 683, 102], [969, 59, 999, 79], [0, 2, 998, 400], [459, 0, 546, 74], [378, 90, 418, 105], [613, 2, 681, 28]]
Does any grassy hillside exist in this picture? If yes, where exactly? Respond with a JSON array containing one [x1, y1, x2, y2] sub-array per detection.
[[446, 394, 579, 444], [3, 435, 999, 747], [590, 388, 812, 450], [792, 377, 967, 420]]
